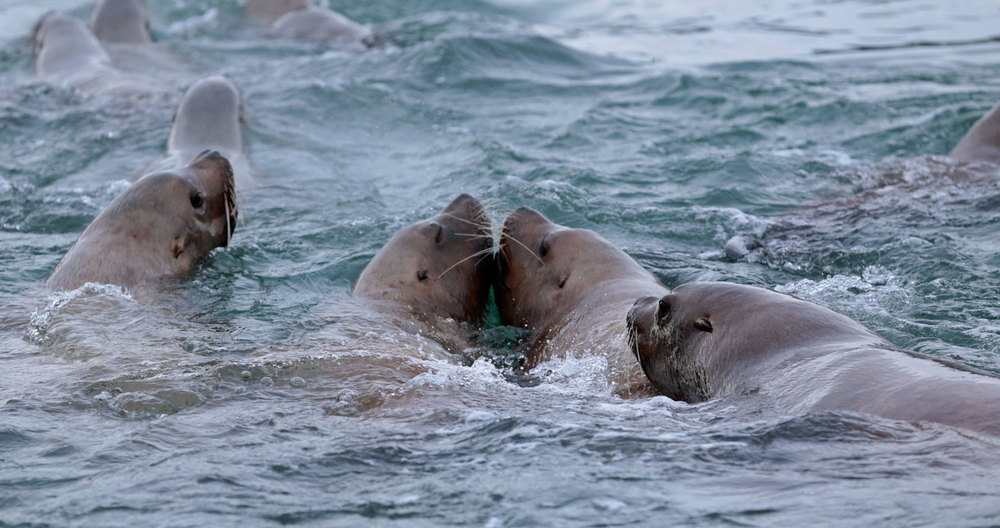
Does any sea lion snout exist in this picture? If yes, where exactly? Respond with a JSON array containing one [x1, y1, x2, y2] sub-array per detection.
[[188, 149, 227, 166], [502, 207, 549, 234], [188, 150, 235, 181], [441, 193, 488, 225], [627, 295, 658, 335]]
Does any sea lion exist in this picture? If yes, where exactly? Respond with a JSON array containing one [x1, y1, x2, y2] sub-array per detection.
[[33, 11, 115, 87], [271, 7, 374, 45], [160, 75, 252, 187], [626, 281, 1000, 436], [32, 10, 158, 96], [225, 195, 493, 414], [950, 100, 1000, 164], [354, 193, 494, 334], [244, 0, 376, 47], [89, 0, 152, 44], [46, 150, 238, 291], [496, 207, 668, 395]]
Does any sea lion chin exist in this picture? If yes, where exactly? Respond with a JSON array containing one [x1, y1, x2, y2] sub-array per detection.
[[45, 150, 238, 292]]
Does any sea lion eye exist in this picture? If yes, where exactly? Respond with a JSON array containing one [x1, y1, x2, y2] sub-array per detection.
[[539, 235, 550, 258], [190, 192, 204, 209], [657, 298, 671, 319], [417, 269, 428, 281]]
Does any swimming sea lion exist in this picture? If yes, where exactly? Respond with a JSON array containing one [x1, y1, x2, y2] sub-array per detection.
[[950, 100, 1000, 164], [33, 11, 115, 88], [89, 0, 152, 44], [244, 0, 376, 46], [271, 6, 374, 45], [262, 195, 492, 413], [354, 194, 494, 331], [46, 150, 238, 291], [497, 207, 667, 395], [627, 281, 1000, 436], [32, 11, 158, 96], [162, 75, 252, 186]]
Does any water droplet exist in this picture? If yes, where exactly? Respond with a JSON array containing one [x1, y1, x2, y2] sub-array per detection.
[[289, 377, 306, 388]]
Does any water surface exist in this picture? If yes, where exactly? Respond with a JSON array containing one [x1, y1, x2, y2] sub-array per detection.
[[2, 0, 1000, 525]]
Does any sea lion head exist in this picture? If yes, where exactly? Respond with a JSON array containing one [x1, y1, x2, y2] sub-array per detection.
[[353, 194, 494, 323], [626, 281, 868, 402], [625, 282, 726, 402], [45, 150, 238, 291], [33, 12, 96, 63], [497, 207, 649, 329], [32, 11, 113, 80], [168, 75, 245, 159], [146, 149, 239, 259], [89, 0, 152, 44]]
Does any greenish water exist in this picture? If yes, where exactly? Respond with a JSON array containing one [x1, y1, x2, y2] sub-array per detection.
[[3, 0, 1000, 526]]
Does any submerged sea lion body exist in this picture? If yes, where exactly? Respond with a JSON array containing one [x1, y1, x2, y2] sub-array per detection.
[[497, 207, 667, 396], [46, 151, 238, 291], [723, 98, 1000, 263], [627, 281, 1000, 436]]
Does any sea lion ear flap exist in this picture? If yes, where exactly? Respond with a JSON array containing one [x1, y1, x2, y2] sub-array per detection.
[[694, 317, 713, 333]]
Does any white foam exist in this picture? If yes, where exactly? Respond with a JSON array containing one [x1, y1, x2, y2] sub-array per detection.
[[26, 283, 133, 343]]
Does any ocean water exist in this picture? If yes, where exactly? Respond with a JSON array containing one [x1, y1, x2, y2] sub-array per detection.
[[3, 0, 1000, 526]]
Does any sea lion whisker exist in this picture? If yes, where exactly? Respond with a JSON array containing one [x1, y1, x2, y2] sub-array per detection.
[[502, 233, 544, 265], [224, 199, 231, 245], [474, 250, 495, 267], [435, 246, 495, 280], [226, 182, 242, 227], [496, 242, 510, 264], [440, 212, 492, 231], [454, 232, 494, 239]]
